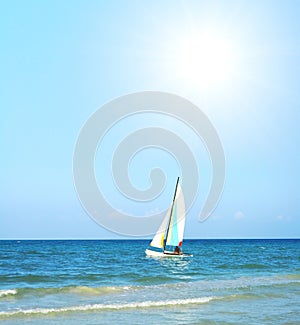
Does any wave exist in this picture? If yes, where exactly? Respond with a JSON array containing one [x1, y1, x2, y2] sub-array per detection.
[[284, 273, 300, 280], [0, 285, 130, 299], [0, 289, 17, 298], [1, 272, 299, 300], [0, 296, 215, 318], [217, 263, 268, 269], [158, 273, 300, 293]]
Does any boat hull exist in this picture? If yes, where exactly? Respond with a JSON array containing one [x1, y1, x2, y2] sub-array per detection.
[[145, 249, 192, 257]]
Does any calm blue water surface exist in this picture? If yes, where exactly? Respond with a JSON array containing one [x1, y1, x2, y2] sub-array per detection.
[[0, 239, 299, 324]]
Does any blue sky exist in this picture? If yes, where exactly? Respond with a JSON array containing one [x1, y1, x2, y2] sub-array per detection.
[[1, 1, 299, 239]]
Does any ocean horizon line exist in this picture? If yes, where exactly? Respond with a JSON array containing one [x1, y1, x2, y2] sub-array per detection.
[[0, 237, 299, 241]]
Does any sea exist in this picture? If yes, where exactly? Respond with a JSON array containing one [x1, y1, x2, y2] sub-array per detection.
[[0, 239, 299, 324]]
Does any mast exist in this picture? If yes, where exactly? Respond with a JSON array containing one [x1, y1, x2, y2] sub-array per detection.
[[164, 177, 180, 251]]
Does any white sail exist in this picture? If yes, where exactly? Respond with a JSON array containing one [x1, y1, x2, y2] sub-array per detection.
[[149, 206, 171, 249], [166, 183, 186, 247], [145, 178, 190, 257]]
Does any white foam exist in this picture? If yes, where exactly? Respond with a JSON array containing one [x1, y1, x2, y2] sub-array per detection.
[[0, 289, 17, 297], [0, 296, 215, 317]]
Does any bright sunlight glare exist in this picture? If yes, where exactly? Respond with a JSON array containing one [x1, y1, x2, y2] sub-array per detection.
[[175, 32, 235, 88]]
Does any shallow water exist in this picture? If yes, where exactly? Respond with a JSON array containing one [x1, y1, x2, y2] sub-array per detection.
[[0, 239, 299, 324]]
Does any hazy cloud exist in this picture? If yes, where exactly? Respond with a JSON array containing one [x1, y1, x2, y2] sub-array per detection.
[[276, 215, 290, 221], [234, 211, 245, 220]]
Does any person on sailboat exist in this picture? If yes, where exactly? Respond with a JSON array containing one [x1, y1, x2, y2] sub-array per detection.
[[174, 246, 182, 255]]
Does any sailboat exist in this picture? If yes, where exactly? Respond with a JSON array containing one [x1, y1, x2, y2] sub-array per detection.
[[145, 177, 192, 257]]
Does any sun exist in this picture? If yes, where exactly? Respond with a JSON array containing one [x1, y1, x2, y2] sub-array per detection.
[[175, 31, 234, 88]]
